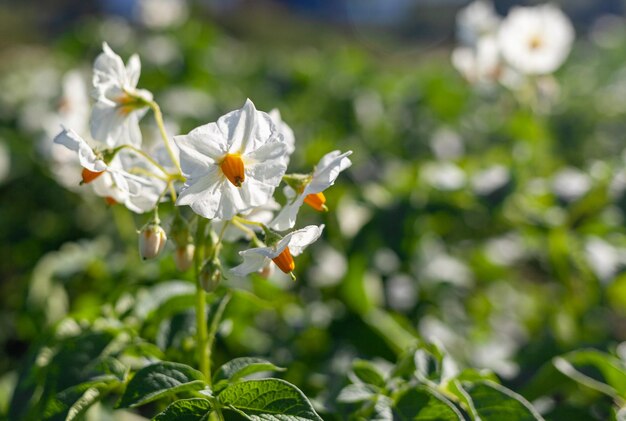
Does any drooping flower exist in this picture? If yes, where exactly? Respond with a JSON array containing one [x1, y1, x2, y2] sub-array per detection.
[[498, 4, 574, 75], [271, 150, 352, 231], [54, 127, 165, 213], [91, 42, 153, 147], [174, 99, 288, 220], [231, 225, 324, 276]]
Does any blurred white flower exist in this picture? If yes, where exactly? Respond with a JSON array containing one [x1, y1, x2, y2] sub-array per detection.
[[422, 162, 466, 191], [135, 0, 188, 29], [91, 42, 153, 147], [585, 237, 623, 283], [471, 165, 510, 196], [456, 0, 500, 47], [498, 4, 574, 75], [231, 225, 324, 276], [41, 71, 91, 190], [271, 150, 352, 231], [452, 35, 503, 86], [175, 99, 288, 220], [551, 167, 591, 202]]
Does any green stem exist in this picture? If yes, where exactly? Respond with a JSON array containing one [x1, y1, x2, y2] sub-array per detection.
[[115, 144, 171, 178], [150, 101, 183, 175], [194, 218, 209, 380], [206, 293, 231, 388]]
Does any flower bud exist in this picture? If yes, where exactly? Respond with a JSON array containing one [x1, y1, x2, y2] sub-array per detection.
[[200, 258, 221, 292], [174, 244, 195, 272], [170, 213, 191, 246], [138, 223, 167, 260]]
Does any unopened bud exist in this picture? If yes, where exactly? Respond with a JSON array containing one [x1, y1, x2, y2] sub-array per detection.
[[174, 244, 195, 272], [138, 223, 167, 260], [170, 213, 191, 246], [200, 258, 222, 292]]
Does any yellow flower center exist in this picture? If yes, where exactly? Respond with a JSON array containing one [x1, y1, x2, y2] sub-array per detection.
[[304, 192, 328, 212], [220, 153, 245, 187], [81, 168, 104, 184], [529, 35, 543, 50], [272, 247, 295, 274]]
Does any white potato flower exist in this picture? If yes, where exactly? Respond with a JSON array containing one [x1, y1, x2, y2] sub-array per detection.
[[174, 99, 288, 220], [271, 150, 352, 231], [91, 42, 153, 147], [452, 35, 502, 85], [231, 225, 324, 276], [54, 127, 165, 213], [498, 4, 574, 75]]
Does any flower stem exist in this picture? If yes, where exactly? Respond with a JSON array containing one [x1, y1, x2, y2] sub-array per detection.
[[194, 217, 209, 380], [114, 144, 171, 178], [150, 101, 183, 175], [206, 292, 231, 388]]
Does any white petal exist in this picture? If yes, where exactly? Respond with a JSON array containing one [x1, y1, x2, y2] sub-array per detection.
[[214, 181, 250, 220], [285, 224, 325, 256], [270, 195, 305, 231], [219, 99, 258, 153], [90, 102, 143, 147], [93, 42, 127, 92], [308, 150, 352, 193], [176, 166, 223, 218], [53, 127, 106, 172], [239, 176, 275, 209], [175, 122, 227, 177], [126, 54, 141, 88], [231, 250, 270, 276]]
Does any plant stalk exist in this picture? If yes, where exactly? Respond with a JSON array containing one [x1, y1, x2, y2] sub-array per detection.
[[194, 217, 209, 380]]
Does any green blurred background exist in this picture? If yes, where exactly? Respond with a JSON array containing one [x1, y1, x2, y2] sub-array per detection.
[[4, 0, 626, 419]]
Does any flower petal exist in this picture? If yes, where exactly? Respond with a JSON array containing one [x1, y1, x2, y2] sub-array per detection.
[[284, 224, 324, 256], [307, 150, 352, 194], [231, 249, 269, 276], [53, 127, 107, 172]]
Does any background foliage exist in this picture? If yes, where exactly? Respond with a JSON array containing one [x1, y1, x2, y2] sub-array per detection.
[[3, 2, 626, 420]]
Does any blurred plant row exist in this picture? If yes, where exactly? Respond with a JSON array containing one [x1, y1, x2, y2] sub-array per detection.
[[3, 1, 626, 419]]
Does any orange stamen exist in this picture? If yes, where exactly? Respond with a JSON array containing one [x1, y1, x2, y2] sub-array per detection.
[[304, 192, 328, 212], [220, 153, 245, 187], [81, 168, 104, 184], [105, 196, 117, 206], [272, 247, 295, 274]]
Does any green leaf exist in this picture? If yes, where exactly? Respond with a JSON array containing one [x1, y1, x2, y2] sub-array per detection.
[[213, 358, 285, 391], [153, 398, 213, 421], [462, 380, 544, 421], [218, 379, 322, 420], [43, 382, 114, 421], [134, 281, 196, 322], [337, 384, 377, 403], [117, 362, 206, 408], [352, 359, 386, 388], [553, 349, 626, 398], [394, 386, 464, 420]]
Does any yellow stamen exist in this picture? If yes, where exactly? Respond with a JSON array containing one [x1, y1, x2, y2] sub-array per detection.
[[304, 192, 328, 212], [272, 247, 295, 274], [81, 168, 104, 184], [220, 153, 245, 187], [116, 93, 143, 116]]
